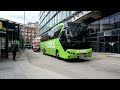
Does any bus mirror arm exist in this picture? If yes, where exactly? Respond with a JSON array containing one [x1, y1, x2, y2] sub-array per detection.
[[59, 36, 63, 41], [60, 33, 65, 40], [64, 27, 67, 29]]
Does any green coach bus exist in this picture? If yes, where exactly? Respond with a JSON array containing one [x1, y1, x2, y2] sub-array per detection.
[[40, 22, 92, 60]]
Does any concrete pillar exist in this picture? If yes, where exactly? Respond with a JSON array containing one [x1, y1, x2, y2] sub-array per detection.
[[5, 20, 9, 58]]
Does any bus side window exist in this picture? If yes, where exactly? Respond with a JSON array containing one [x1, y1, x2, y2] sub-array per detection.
[[54, 25, 62, 39], [49, 29, 54, 39]]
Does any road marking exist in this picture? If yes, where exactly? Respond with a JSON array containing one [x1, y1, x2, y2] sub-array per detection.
[[96, 54, 107, 58], [108, 62, 120, 66]]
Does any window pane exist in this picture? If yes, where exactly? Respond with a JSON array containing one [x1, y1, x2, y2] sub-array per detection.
[[50, 20, 52, 28], [114, 13, 120, 29], [100, 17, 110, 32], [105, 36, 110, 42], [71, 11, 76, 15], [58, 13, 60, 23], [66, 11, 70, 17], [48, 29, 54, 39], [62, 11, 66, 20], [109, 16, 115, 29], [99, 37, 104, 42], [99, 43, 105, 52], [59, 12, 62, 21], [91, 21, 100, 33]]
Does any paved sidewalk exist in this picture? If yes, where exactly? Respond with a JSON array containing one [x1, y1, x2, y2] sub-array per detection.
[[0, 50, 71, 79], [17, 51, 71, 79], [18, 61, 71, 79], [0, 57, 27, 79]]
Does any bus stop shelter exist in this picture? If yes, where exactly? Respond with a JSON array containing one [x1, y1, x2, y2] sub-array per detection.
[[0, 17, 21, 58]]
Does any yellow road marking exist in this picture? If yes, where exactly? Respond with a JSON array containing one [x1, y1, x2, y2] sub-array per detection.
[[96, 54, 107, 58]]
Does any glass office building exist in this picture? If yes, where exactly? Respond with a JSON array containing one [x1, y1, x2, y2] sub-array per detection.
[[39, 11, 77, 35], [88, 12, 120, 53], [39, 11, 120, 54]]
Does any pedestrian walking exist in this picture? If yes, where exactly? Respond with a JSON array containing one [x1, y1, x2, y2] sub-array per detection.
[[11, 40, 18, 61]]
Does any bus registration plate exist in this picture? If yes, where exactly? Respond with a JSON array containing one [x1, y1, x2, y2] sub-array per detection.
[[78, 54, 86, 59]]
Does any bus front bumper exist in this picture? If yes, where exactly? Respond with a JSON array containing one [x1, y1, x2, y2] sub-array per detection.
[[63, 48, 92, 59]]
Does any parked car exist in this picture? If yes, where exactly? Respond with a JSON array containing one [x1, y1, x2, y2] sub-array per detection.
[[32, 44, 40, 52], [25, 44, 32, 49]]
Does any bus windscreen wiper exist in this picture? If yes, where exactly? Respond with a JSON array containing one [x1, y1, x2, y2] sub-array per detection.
[[71, 41, 81, 46]]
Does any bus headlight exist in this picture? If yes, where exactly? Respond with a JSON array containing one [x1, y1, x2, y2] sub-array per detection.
[[67, 51, 70, 54], [71, 52, 75, 54], [67, 51, 75, 54], [88, 52, 92, 55]]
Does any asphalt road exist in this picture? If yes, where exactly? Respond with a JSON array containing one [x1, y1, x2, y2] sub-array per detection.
[[25, 50, 120, 79]]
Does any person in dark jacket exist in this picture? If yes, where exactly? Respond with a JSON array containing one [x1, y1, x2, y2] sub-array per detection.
[[11, 40, 18, 61]]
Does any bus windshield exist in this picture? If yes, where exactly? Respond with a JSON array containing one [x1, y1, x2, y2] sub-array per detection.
[[68, 23, 87, 37], [67, 22, 89, 41], [64, 22, 91, 49]]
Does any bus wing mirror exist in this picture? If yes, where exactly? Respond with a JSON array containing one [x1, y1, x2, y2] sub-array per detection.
[[64, 27, 67, 29]]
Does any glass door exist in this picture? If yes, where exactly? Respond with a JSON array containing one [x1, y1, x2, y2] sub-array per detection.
[[111, 36, 118, 53], [105, 36, 111, 53], [105, 36, 118, 53], [105, 43, 111, 52]]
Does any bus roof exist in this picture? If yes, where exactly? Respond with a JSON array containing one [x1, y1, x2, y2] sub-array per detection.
[[52, 23, 64, 30], [65, 22, 86, 27]]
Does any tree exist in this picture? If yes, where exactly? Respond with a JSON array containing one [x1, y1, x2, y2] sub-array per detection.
[[25, 38, 31, 44]]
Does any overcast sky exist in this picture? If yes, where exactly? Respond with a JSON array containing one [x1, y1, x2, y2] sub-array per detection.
[[0, 11, 40, 24]]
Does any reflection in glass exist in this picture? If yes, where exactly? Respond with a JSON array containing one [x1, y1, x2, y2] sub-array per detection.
[[109, 16, 115, 29], [114, 13, 120, 29], [99, 43, 105, 52], [100, 17, 110, 32]]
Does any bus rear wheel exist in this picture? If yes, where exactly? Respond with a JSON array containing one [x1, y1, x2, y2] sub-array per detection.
[[43, 49, 46, 55], [56, 51, 60, 60]]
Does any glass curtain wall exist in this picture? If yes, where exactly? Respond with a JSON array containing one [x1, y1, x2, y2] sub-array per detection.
[[89, 12, 120, 53], [39, 11, 76, 35]]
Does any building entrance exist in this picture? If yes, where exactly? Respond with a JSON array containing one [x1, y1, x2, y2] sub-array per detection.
[[105, 36, 118, 53]]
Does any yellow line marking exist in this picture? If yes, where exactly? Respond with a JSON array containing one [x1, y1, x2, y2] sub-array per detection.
[[96, 54, 107, 58]]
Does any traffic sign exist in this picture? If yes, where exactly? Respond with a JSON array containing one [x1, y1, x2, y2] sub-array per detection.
[[0, 21, 2, 29]]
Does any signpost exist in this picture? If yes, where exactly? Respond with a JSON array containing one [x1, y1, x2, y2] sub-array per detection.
[[0, 21, 2, 29], [0, 21, 6, 34]]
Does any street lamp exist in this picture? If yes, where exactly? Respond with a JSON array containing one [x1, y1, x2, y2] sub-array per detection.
[[24, 11, 25, 41], [24, 11, 25, 50]]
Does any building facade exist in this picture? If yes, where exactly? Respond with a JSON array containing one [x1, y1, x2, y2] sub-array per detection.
[[88, 12, 120, 53], [21, 22, 38, 45], [39, 11, 120, 54], [27, 21, 39, 35]]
